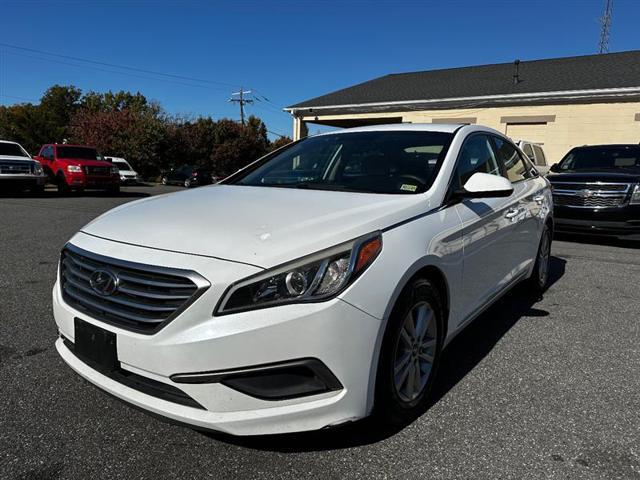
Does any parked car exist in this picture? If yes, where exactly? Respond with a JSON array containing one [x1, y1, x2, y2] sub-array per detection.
[[52, 124, 553, 436], [0, 140, 47, 193], [106, 157, 140, 184], [161, 165, 214, 188], [517, 140, 549, 175], [35, 144, 120, 194], [548, 144, 640, 239]]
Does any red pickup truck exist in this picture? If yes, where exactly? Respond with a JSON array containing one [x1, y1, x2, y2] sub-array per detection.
[[35, 144, 120, 194]]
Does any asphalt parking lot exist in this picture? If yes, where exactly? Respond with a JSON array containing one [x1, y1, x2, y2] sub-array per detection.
[[1, 185, 639, 480]]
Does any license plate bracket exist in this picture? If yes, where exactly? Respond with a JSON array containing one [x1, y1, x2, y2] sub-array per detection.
[[74, 318, 119, 372]]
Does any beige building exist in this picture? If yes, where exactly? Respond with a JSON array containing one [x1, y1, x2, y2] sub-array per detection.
[[286, 51, 640, 164]]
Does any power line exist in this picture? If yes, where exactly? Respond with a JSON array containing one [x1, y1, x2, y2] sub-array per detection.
[[2, 50, 226, 91], [0, 42, 238, 88]]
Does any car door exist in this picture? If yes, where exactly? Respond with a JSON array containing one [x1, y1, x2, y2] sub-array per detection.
[[452, 133, 522, 324], [492, 135, 545, 277]]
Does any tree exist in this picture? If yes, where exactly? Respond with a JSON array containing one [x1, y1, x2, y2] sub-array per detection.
[[269, 136, 293, 151]]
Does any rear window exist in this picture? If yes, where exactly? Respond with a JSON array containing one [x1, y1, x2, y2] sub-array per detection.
[[57, 146, 99, 160], [0, 143, 29, 157]]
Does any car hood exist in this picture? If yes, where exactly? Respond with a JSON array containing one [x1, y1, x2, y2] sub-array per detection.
[[81, 185, 429, 268], [0, 155, 35, 163], [61, 159, 114, 167], [548, 171, 640, 183]]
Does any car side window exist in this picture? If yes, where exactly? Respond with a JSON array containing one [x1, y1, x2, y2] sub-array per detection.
[[493, 136, 530, 183], [455, 134, 502, 186], [532, 145, 546, 166]]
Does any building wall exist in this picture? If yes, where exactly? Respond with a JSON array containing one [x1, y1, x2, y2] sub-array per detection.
[[300, 101, 640, 164]]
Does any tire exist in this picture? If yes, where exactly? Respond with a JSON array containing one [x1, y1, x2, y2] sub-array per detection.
[[528, 223, 552, 293], [184, 179, 191, 188], [56, 174, 70, 195], [107, 184, 120, 194], [374, 278, 444, 426], [161, 177, 168, 185], [31, 184, 45, 195]]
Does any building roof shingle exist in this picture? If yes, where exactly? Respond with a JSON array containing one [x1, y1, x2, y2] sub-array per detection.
[[288, 50, 640, 112]]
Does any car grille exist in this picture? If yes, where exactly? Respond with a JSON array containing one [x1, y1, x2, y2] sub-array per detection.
[[84, 166, 110, 175], [552, 182, 631, 209], [0, 161, 32, 174], [60, 245, 209, 334]]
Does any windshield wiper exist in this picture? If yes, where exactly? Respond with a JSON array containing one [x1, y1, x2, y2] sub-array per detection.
[[293, 182, 382, 194]]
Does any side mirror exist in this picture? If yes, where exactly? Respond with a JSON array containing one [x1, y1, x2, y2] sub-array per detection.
[[458, 172, 514, 198], [549, 163, 561, 173]]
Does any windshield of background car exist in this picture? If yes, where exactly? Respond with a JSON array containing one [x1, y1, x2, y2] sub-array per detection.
[[230, 131, 454, 194], [0, 143, 29, 157], [112, 162, 129, 170], [559, 146, 640, 170], [57, 146, 99, 160]]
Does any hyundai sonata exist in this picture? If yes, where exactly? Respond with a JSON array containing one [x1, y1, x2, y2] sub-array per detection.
[[53, 124, 553, 435]]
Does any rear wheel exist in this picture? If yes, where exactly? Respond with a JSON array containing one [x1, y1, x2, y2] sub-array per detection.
[[106, 184, 120, 194], [529, 223, 552, 292], [375, 278, 443, 425]]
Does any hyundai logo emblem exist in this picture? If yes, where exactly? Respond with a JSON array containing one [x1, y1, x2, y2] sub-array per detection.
[[89, 269, 119, 296]]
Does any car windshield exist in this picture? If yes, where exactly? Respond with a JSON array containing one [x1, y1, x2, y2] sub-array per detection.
[[229, 131, 453, 194], [559, 146, 640, 171], [57, 146, 99, 160], [112, 162, 129, 170], [0, 143, 29, 157]]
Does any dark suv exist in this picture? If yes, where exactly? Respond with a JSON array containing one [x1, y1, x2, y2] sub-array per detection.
[[547, 144, 640, 240], [161, 165, 214, 188]]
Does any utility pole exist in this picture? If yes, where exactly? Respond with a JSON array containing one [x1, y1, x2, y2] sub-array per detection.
[[228, 87, 253, 126], [598, 0, 613, 54]]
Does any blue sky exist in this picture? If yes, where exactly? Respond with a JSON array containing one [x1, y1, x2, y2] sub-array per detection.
[[1, 0, 639, 138]]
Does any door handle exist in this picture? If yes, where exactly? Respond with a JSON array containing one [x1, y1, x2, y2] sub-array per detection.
[[504, 207, 520, 219], [533, 194, 545, 205]]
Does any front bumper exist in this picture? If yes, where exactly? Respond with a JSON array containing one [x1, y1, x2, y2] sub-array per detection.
[[0, 174, 46, 188], [554, 205, 640, 239], [67, 173, 119, 188], [52, 233, 381, 435]]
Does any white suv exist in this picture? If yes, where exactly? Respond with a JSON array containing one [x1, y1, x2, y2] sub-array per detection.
[[53, 124, 553, 435]]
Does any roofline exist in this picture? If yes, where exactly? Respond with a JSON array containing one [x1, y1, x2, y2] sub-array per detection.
[[285, 86, 640, 114]]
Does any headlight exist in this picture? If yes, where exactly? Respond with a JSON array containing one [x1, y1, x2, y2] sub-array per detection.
[[216, 232, 382, 314], [631, 184, 640, 205], [33, 162, 44, 175], [67, 165, 82, 173]]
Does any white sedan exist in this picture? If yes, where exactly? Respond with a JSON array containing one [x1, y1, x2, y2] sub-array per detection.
[[52, 124, 553, 435]]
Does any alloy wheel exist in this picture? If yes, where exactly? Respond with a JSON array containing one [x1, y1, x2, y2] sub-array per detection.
[[538, 229, 551, 286], [393, 302, 438, 403]]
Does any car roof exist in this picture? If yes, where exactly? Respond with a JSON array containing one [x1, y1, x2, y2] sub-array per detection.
[[572, 144, 640, 150], [316, 123, 466, 136], [0, 139, 21, 145]]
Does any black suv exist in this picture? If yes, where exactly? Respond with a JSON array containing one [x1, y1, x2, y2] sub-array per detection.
[[161, 165, 214, 188], [547, 144, 640, 240]]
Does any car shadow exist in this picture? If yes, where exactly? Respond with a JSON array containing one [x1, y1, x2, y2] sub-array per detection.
[[555, 232, 640, 249], [201, 256, 567, 452]]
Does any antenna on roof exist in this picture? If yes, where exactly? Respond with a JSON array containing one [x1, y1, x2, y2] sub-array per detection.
[[598, 0, 613, 54], [513, 59, 521, 85]]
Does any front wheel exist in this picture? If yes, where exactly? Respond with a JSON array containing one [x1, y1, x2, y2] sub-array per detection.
[[184, 179, 192, 188], [161, 177, 168, 185], [56, 174, 70, 195], [375, 278, 443, 425]]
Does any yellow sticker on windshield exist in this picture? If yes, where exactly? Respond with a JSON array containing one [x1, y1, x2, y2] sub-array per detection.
[[400, 184, 417, 192]]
